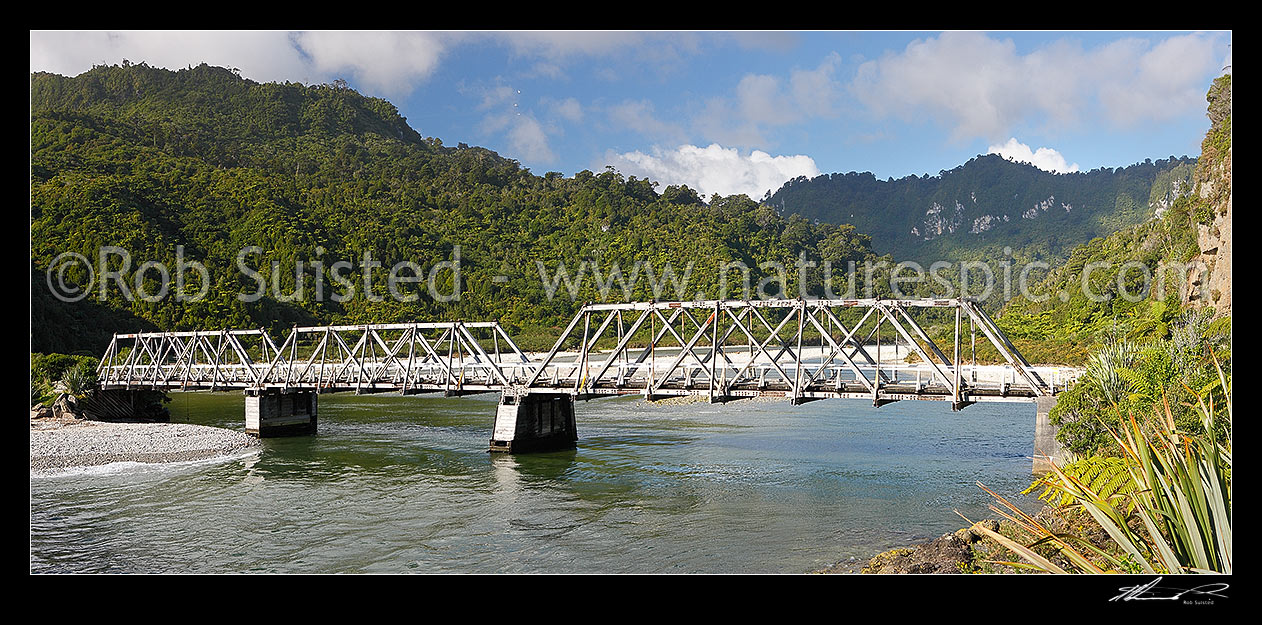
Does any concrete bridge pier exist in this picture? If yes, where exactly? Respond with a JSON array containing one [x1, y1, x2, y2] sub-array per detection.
[[245, 389, 318, 437], [1033, 395, 1066, 474], [489, 392, 577, 453]]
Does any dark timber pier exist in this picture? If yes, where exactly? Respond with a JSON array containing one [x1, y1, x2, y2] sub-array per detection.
[[94, 298, 1079, 471]]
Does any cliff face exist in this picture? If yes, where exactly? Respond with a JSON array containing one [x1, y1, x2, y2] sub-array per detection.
[[767, 154, 1196, 264], [1190, 153, 1230, 315], [1187, 75, 1232, 316]]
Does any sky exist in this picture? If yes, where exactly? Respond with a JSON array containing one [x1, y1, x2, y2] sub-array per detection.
[[30, 30, 1232, 200]]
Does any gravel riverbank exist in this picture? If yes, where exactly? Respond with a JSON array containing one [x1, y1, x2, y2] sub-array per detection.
[[30, 419, 261, 475]]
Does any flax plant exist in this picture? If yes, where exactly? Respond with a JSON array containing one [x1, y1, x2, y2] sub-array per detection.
[[57, 362, 97, 400], [973, 354, 1230, 574]]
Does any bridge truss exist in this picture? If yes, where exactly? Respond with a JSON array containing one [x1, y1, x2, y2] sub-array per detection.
[[97, 298, 1074, 408], [97, 322, 531, 395], [526, 298, 1064, 407]]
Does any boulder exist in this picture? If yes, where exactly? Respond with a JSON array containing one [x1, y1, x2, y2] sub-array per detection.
[[862, 533, 975, 574], [50, 394, 85, 420], [954, 519, 1000, 543]]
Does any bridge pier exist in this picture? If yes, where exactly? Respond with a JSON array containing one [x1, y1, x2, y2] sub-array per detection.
[[1033, 395, 1066, 474], [245, 389, 318, 437], [489, 392, 576, 453]]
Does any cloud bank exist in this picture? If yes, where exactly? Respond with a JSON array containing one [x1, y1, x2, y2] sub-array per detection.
[[606, 144, 820, 200], [987, 138, 1080, 174], [691, 53, 844, 148], [31, 30, 1229, 179], [31, 31, 313, 83], [852, 31, 1225, 142], [30, 31, 453, 97]]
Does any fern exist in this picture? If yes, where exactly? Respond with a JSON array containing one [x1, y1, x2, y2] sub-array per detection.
[[1024, 456, 1138, 512]]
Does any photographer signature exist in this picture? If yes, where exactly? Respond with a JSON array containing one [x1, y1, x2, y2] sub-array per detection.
[[1111, 577, 1229, 602]]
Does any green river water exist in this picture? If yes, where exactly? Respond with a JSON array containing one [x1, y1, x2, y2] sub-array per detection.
[[30, 391, 1042, 573]]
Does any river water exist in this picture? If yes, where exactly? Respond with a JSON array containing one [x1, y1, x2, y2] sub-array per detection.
[[30, 392, 1042, 573]]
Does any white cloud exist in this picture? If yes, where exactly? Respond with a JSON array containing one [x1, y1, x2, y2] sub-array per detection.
[[695, 53, 844, 148], [790, 52, 843, 118], [495, 31, 649, 59], [987, 138, 1079, 174], [607, 100, 687, 143], [29, 30, 451, 98], [525, 62, 565, 80], [853, 32, 1061, 141], [737, 74, 795, 126], [469, 81, 560, 165], [852, 31, 1226, 142], [476, 85, 518, 111], [726, 32, 800, 53], [1096, 33, 1221, 126], [506, 115, 556, 164], [605, 144, 820, 199], [479, 112, 556, 164], [30, 31, 312, 83], [294, 31, 448, 97], [550, 97, 583, 123], [692, 98, 768, 147]]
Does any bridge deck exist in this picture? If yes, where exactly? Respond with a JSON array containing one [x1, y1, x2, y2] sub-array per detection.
[[96, 299, 1082, 407]]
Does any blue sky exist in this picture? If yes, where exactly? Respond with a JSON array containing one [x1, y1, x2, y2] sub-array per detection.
[[31, 30, 1232, 199]]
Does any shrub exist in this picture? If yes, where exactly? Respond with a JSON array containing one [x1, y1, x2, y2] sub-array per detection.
[[977, 356, 1231, 574]]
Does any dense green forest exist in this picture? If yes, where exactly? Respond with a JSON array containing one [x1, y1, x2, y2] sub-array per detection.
[[31, 63, 881, 354], [29, 62, 1221, 369], [767, 153, 1195, 263]]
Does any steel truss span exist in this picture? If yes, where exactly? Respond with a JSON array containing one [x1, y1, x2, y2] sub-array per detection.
[[97, 299, 1079, 408]]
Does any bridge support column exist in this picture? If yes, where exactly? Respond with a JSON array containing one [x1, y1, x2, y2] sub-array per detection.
[[489, 392, 576, 453], [1033, 395, 1066, 474], [245, 389, 317, 437]]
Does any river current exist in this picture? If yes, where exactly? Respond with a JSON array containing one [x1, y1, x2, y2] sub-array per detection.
[[30, 392, 1042, 573]]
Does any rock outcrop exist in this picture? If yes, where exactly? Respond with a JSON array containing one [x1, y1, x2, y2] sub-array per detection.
[[1187, 157, 1231, 315], [860, 531, 980, 574], [50, 393, 84, 420], [1186, 75, 1231, 317]]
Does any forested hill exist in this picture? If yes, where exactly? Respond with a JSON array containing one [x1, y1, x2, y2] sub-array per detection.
[[31, 63, 878, 354], [766, 153, 1195, 263]]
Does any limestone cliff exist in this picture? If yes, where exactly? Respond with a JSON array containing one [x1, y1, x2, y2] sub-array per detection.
[[1187, 75, 1232, 316]]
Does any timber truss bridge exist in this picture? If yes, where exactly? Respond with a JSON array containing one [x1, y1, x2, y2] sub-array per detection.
[[94, 298, 1081, 452]]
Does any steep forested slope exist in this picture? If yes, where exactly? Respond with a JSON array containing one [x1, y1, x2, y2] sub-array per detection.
[[31, 63, 878, 354]]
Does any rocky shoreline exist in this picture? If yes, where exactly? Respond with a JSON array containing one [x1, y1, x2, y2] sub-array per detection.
[[815, 521, 1006, 574], [813, 505, 1124, 574], [31, 417, 261, 475]]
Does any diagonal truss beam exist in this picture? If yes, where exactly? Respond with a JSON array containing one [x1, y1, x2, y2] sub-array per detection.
[[95, 300, 1057, 403]]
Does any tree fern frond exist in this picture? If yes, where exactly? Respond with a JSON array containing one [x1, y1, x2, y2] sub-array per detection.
[[1026, 456, 1139, 512]]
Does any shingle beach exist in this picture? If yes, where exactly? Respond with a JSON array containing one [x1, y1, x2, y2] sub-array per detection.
[[31, 419, 260, 475]]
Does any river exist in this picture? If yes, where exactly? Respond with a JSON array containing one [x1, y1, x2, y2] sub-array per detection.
[[30, 391, 1042, 573]]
